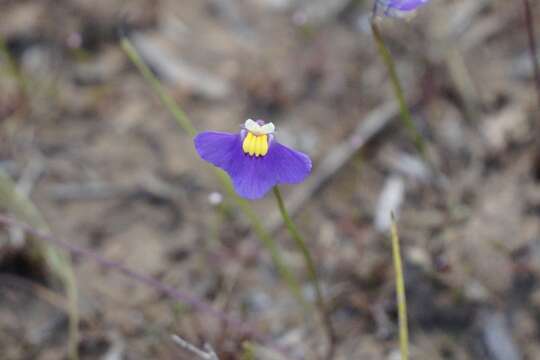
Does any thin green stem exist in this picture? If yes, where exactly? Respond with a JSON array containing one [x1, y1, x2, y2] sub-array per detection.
[[0, 37, 29, 99], [1, 38, 76, 359], [242, 341, 256, 360], [120, 37, 307, 309], [272, 187, 336, 359], [217, 171, 308, 310], [120, 39, 197, 137], [390, 215, 409, 360], [0, 170, 79, 360], [371, 21, 427, 161]]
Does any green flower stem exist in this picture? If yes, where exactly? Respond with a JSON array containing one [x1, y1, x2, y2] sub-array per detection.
[[390, 215, 409, 360], [241, 341, 256, 360], [0, 36, 29, 98], [120, 39, 197, 137], [272, 187, 336, 359], [217, 171, 308, 310], [120, 37, 307, 309], [370, 21, 427, 161], [0, 170, 79, 360]]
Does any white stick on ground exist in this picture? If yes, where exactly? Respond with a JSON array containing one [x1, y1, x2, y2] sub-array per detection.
[[266, 101, 400, 234], [171, 335, 220, 360]]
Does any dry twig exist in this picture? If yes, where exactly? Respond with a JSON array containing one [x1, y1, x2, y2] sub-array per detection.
[[0, 214, 298, 360], [171, 335, 220, 360], [265, 101, 399, 234]]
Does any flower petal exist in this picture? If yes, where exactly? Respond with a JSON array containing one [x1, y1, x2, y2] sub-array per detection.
[[195, 131, 275, 199], [194, 131, 241, 169], [388, 0, 429, 11], [195, 132, 312, 200], [222, 153, 271, 199], [226, 141, 312, 200], [265, 142, 312, 184]]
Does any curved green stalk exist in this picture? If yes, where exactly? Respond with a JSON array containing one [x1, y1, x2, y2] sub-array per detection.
[[0, 170, 79, 360], [242, 341, 256, 360], [120, 39, 196, 137], [0, 36, 29, 98], [370, 21, 427, 161], [272, 187, 336, 359], [120, 38, 307, 309], [217, 171, 308, 310], [390, 215, 409, 360]]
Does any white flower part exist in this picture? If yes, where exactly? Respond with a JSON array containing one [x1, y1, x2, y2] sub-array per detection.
[[208, 192, 223, 206], [244, 119, 275, 136]]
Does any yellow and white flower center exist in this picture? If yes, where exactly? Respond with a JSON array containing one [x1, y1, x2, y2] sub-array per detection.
[[242, 119, 274, 157], [242, 132, 269, 157]]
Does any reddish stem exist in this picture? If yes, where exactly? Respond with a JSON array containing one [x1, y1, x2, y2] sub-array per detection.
[[0, 214, 297, 359], [523, 0, 540, 105]]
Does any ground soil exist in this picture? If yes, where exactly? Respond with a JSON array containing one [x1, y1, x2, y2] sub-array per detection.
[[1, 0, 540, 359]]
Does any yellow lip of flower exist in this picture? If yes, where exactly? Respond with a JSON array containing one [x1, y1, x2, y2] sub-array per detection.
[[242, 132, 269, 157]]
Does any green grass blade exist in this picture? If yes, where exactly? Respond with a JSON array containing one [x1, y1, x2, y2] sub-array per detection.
[[371, 21, 427, 161], [273, 186, 336, 359], [0, 36, 29, 97], [390, 215, 409, 360], [120, 39, 196, 137], [0, 170, 79, 360]]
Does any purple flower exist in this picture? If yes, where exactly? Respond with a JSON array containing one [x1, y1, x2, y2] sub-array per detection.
[[194, 119, 312, 200], [375, 0, 431, 17]]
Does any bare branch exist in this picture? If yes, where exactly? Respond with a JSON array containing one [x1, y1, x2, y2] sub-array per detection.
[[0, 214, 298, 360], [171, 335, 219, 360]]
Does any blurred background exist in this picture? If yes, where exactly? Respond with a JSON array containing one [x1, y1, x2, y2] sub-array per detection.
[[1, 0, 540, 359]]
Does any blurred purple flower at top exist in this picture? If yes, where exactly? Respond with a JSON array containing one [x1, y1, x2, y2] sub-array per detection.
[[375, 0, 431, 17], [194, 119, 312, 200]]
